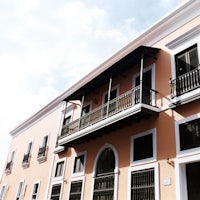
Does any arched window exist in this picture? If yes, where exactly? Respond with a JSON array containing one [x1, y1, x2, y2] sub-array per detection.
[[93, 147, 115, 200]]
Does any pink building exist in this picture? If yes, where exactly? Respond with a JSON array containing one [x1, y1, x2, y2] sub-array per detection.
[[1, 0, 200, 199]]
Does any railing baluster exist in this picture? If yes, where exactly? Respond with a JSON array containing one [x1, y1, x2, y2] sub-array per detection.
[[59, 86, 157, 139], [170, 68, 200, 98]]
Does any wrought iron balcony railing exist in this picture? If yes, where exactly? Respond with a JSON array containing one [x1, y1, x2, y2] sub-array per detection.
[[93, 173, 115, 200], [22, 153, 30, 163], [22, 153, 30, 168], [170, 67, 200, 98], [5, 161, 12, 174], [59, 86, 157, 140], [37, 146, 48, 163]]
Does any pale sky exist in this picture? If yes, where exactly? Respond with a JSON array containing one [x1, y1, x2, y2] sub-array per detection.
[[0, 0, 178, 176]]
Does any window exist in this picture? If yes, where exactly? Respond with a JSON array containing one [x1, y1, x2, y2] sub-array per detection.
[[50, 184, 61, 200], [37, 135, 48, 163], [22, 142, 32, 167], [177, 116, 200, 153], [10, 151, 15, 162], [42, 135, 48, 149], [171, 44, 200, 97], [73, 154, 85, 174], [93, 148, 115, 200], [131, 168, 155, 200], [5, 150, 15, 174], [131, 129, 156, 164], [103, 88, 117, 116], [175, 45, 199, 77], [0, 185, 6, 200], [63, 116, 71, 126], [129, 163, 159, 200], [55, 161, 65, 178], [16, 181, 24, 200], [31, 182, 40, 200], [135, 69, 152, 105], [80, 104, 90, 127], [69, 180, 83, 200], [62, 116, 71, 135]]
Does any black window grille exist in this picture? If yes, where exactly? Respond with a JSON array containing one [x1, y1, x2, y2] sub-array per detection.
[[69, 181, 83, 200], [50, 184, 61, 200], [131, 168, 155, 200], [93, 148, 115, 200]]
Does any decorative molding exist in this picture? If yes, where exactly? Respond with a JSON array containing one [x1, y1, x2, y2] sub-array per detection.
[[166, 25, 200, 49], [10, 101, 65, 137]]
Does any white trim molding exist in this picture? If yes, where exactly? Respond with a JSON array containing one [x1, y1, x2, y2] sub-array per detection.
[[128, 162, 159, 200], [53, 158, 67, 182], [67, 176, 85, 200], [30, 181, 40, 200], [175, 154, 200, 200], [175, 112, 200, 157], [130, 128, 157, 166], [90, 144, 119, 200], [71, 151, 87, 178]]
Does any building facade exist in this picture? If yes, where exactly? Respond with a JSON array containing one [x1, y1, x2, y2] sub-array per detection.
[[1, 0, 200, 199]]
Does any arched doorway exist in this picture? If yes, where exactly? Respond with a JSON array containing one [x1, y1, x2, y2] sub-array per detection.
[[93, 147, 117, 200]]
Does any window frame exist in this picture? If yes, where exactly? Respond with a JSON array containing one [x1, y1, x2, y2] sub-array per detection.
[[130, 128, 156, 166], [169, 32, 200, 103], [31, 181, 40, 200], [50, 183, 62, 200], [72, 152, 86, 177], [68, 176, 85, 200], [80, 101, 92, 128], [132, 64, 156, 106], [16, 180, 24, 200], [128, 163, 159, 200], [102, 85, 119, 117], [175, 44, 199, 77], [175, 113, 200, 157], [0, 184, 7, 200], [37, 134, 49, 163], [91, 144, 119, 200], [22, 141, 32, 167], [102, 85, 119, 105], [54, 158, 66, 181], [5, 150, 15, 174]]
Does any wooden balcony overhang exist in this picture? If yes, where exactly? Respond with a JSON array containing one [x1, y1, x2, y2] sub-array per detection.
[[65, 46, 160, 101], [59, 103, 160, 148]]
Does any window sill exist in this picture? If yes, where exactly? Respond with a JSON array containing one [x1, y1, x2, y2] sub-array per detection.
[[130, 158, 157, 167]]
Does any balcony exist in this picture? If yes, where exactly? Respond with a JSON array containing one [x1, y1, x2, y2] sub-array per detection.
[[22, 153, 30, 168], [58, 86, 160, 147], [5, 161, 12, 175], [170, 67, 200, 98], [170, 67, 200, 105], [37, 146, 48, 163]]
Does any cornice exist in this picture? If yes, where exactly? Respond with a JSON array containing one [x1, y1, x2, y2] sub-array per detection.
[[166, 24, 200, 49], [10, 99, 65, 137]]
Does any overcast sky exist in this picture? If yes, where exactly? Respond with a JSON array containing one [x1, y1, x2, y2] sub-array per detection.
[[0, 0, 178, 176]]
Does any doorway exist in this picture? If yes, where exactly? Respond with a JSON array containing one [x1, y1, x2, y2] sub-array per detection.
[[186, 162, 200, 200], [135, 69, 152, 105]]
